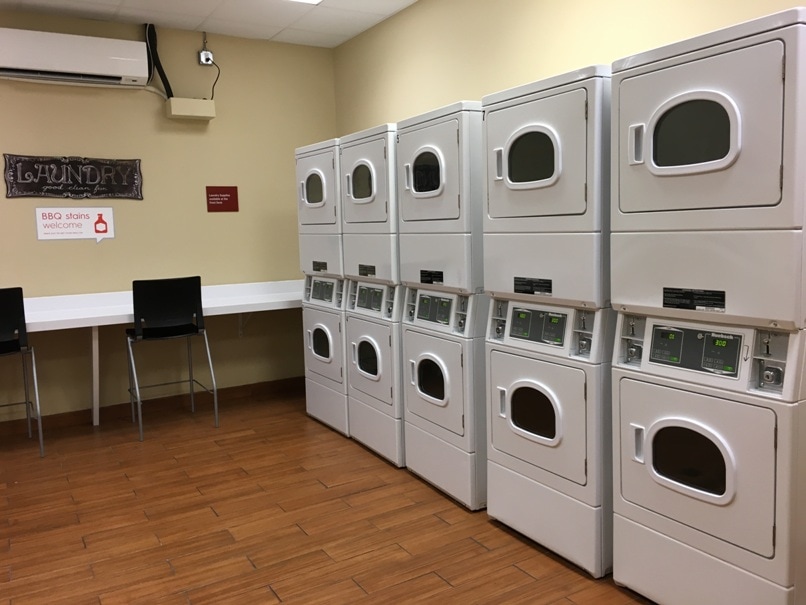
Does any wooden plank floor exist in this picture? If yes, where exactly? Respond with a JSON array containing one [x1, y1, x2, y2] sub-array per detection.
[[0, 383, 654, 604]]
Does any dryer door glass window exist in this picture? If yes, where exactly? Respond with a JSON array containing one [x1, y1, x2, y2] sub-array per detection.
[[653, 99, 730, 167], [652, 426, 726, 496], [417, 359, 445, 400], [305, 173, 324, 205], [357, 340, 378, 376], [508, 131, 555, 184], [312, 328, 330, 359], [511, 386, 556, 439], [413, 151, 441, 193], [352, 164, 373, 200]]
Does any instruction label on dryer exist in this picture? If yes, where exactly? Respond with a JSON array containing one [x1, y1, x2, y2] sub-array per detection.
[[514, 277, 553, 296], [663, 288, 725, 312]]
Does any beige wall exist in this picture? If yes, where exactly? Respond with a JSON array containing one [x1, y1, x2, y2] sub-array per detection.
[[0, 11, 337, 420], [334, 0, 797, 133]]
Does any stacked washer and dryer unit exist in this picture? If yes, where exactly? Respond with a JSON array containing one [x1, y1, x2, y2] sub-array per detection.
[[340, 124, 406, 467], [396, 102, 489, 510], [610, 9, 806, 604], [296, 139, 351, 436], [482, 67, 614, 578]]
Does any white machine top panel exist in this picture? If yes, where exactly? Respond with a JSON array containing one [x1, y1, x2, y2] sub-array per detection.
[[339, 123, 396, 146], [612, 7, 806, 72], [482, 65, 610, 107], [397, 100, 482, 131], [295, 138, 339, 158]]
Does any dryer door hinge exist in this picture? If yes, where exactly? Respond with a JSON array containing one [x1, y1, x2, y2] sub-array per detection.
[[384, 146, 387, 159], [774, 424, 778, 450], [457, 129, 460, 145], [780, 165, 784, 191], [462, 414, 465, 429], [773, 524, 777, 548], [584, 183, 588, 202], [334, 206, 337, 218], [460, 353, 464, 368], [458, 194, 461, 208], [782, 56, 786, 81], [584, 100, 589, 120], [332, 158, 335, 169], [584, 382, 587, 401], [389, 335, 392, 346], [338, 322, 342, 333]]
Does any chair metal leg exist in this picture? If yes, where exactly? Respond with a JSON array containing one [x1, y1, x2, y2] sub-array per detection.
[[28, 348, 44, 458], [126, 337, 144, 441], [187, 336, 195, 413], [202, 331, 218, 428], [126, 342, 136, 423], [20, 351, 32, 438]]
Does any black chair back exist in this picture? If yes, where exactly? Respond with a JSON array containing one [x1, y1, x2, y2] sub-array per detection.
[[131, 276, 205, 338], [0, 287, 27, 350]]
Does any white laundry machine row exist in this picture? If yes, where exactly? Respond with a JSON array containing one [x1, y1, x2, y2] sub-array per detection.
[[612, 312, 806, 604], [402, 286, 489, 509], [345, 280, 405, 467], [482, 66, 611, 309], [296, 138, 343, 279], [486, 298, 615, 578], [340, 124, 399, 285], [611, 9, 806, 329], [302, 274, 349, 436], [396, 102, 484, 294]]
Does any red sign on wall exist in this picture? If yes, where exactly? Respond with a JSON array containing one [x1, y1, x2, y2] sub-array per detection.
[[206, 186, 239, 212]]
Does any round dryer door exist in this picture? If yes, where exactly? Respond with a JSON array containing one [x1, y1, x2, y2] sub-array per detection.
[[346, 315, 394, 406], [303, 307, 344, 385], [489, 350, 587, 485]]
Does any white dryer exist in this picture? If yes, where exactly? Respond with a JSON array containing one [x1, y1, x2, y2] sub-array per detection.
[[302, 275, 349, 435], [486, 299, 614, 577], [611, 9, 806, 329], [340, 124, 399, 284], [296, 138, 343, 278], [482, 66, 610, 308], [612, 312, 806, 604], [345, 280, 405, 467], [396, 102, 484, 294], [402, 287, 489, 509]]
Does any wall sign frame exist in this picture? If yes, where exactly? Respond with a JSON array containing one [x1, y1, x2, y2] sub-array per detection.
[[4, 154, 143, 200]]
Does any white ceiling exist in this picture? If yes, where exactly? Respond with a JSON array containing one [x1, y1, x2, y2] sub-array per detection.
[[0, 0, 418, 47]]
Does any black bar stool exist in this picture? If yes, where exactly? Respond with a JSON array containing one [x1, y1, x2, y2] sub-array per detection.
[[125, 276, 218, 441], [0, 287, 44, 457]]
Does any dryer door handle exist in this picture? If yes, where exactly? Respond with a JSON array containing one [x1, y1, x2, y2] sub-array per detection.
[[306, 329, 312, 350], [631, 423, 645, 463], [351, 342, 357, 364], [494, 148, 504, 180], [628, 124, 645, 165], [299, 181, 306, 202], [404, 163, 412, 191], [409, 360, 416, 385], [498, 387, 507, 417], [346, 173, 352, 198]]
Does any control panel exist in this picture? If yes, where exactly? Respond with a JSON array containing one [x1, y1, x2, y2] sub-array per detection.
[[404, 287, 489, 337], [615, 314, 798, 398], [510, 308, 567, 346], [304, 275, 345, 310], [346, 281, 402, 321], [649, 325, 741, 377], [487, 298, 611, 360], [417, 293, 453, 325]]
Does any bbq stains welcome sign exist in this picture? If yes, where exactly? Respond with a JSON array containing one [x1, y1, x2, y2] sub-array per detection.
[[4, 154, 142, 199]]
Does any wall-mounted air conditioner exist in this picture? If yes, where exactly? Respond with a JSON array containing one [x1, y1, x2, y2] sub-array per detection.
[[0, 27, 148, 88]]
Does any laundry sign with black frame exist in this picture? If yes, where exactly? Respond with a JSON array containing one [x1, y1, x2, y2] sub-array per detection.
[[4, 154, 143, 199]]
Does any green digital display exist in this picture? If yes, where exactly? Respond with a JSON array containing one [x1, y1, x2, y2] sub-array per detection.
[[550, 317, 560, 324], [713, 338, 728, 348]]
